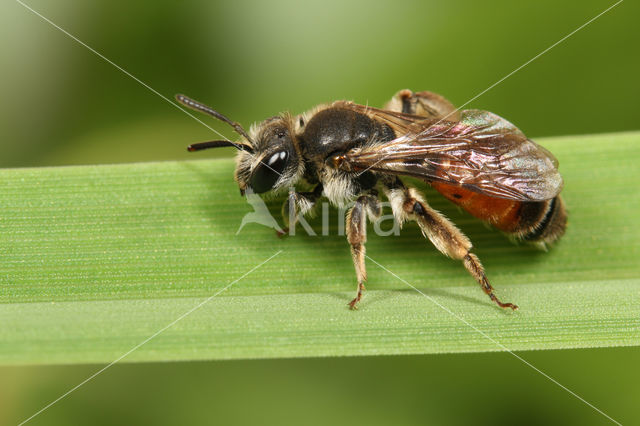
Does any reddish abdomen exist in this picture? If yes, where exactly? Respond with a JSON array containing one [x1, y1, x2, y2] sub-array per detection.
[[430, 182, 566, 244]]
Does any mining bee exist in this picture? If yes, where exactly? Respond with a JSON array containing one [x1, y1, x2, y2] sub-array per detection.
[[176, 89, 567, 310]]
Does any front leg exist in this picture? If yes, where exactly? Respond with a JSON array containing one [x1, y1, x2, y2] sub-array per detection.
[[279, 184, 323, 236], [346, 192, 382, 309]]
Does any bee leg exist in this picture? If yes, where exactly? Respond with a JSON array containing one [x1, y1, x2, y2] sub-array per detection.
[[384, 89, 460, 121], [385, 183, 517, 310], [279, 184, 323, 237], [346, 193, 381, 309]]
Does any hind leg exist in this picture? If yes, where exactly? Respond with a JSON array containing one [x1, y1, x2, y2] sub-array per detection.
[[383, 178, 517, 310], [384, 89, 460, 121]]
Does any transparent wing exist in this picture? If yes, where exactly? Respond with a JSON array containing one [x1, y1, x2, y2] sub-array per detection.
[[340, 109, 563, 201]]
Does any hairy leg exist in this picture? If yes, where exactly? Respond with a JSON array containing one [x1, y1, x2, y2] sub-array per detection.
[[383, 178, 517, 310], [279, 184, 323, 237], [346, 192, 381, 309], [384, 89, 460, 121]]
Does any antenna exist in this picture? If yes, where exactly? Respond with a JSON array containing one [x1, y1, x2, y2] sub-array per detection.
[[175, 94, 254, 147]]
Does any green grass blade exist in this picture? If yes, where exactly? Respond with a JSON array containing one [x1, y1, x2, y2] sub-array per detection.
[[1, 132, 639, 365]]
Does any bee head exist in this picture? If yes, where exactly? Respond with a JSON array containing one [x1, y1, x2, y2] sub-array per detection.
[[176, 94, 302, 195]]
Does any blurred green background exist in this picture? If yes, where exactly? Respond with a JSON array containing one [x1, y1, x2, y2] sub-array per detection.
[[1, 0, 638, 425]]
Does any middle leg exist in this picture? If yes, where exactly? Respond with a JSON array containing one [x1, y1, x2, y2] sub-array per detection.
[[346, 192, 381, 309]]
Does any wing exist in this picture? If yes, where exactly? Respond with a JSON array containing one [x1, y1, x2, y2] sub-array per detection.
[[338, 108, 563, 201]]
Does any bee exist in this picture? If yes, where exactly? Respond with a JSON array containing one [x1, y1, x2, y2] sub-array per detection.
[[176, 89, 567, 310]]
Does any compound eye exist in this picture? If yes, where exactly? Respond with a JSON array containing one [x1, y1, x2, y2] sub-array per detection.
[[250, 151, 288, 193]]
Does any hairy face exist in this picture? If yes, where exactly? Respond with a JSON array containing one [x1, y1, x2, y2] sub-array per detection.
[[235, 116, 303, 195]]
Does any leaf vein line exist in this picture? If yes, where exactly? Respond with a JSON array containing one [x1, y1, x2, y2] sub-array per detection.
[[364, 253, 622, 426], [17, 250, 283, 426]]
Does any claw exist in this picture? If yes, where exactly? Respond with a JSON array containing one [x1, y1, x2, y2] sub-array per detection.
[[348, 282, 365, 310], [275, 227, 289, 238], [490, 294, 518, 310], [498, 301, 519, 310]]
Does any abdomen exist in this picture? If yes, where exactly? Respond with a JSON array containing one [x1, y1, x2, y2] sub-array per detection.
[[431, 182, 567, 246]]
